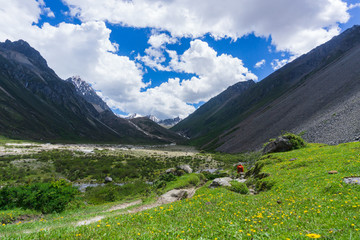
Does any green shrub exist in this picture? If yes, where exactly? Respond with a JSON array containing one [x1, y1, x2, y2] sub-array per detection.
[[188, 174, 201, 186], [163, 173, 204, 192], [0, 180, 78, 213], [283, 132, 306, 150], [202, 171, 228, 180], [227, 181, 249, 194], [153, 173, 176, 190], [255, 179, 275, 192], [245, 161, 265, 178], [263, 133, 306, 152], [84, 181, 150, 204], [159, 173, 176, 182]]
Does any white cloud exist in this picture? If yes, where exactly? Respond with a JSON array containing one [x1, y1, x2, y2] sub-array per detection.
[[349, 3, 360, 9], [63, 0, 351, 55], [136, 32, 177, 71], [0, 0, 41, 40], [166, 39, 257, 102], [271, 56, 297, 70], [0, 0, 356, 120], [44, 7, 55, 18], [0, 0, 256, 119], [271, 59, 289, 70], [254, 59, 266, 68], [148, 32, 177, 48], [0, 0, 146, 112], [118, 39, 258, 119]]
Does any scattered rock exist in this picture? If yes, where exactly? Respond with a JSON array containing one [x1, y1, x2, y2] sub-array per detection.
[[263, 136, 294, 154], [209, 177, 233, 188], [249, 188, 256, 195], [165, 168, 176, 174], [174, 169, 186, 176], [344, 177, 360, 185], [157, 188, 195, 204], [104, 176, 113, 183], [235, 178, 247, 183], [177, 164, 193, 174], [238, 172, 245, 179], [328, 171, 338, 174]]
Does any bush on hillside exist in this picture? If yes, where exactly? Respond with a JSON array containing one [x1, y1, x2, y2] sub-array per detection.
[[263, 132, 306, 154], [0, 179, 78, 213], [202, 171, 228, 180], [153, 173, 176, 189], [255, 178, 275, 192], [283, 132, 306, 150], [84, 181, 150, 204], [227, 181, 249, 194]]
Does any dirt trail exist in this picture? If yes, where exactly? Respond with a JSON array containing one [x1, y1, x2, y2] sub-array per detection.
[[76, 188, 196, 226], [76, 199, 143, 226], [106, 199, 143, 212]]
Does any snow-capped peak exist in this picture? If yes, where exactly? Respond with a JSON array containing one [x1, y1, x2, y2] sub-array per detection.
[[126, 113, 144, 119], [146, 115, 160, 123]]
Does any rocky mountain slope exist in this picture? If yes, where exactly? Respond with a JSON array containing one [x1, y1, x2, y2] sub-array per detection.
[[172, 80, 255, 139], [126, 113, 182, 128], [173, 25, 360, 152], [66, 76, 111, 113], [129, 117, 185, 143], [0, 40, 183, 144], [158, 117, 182, 128]]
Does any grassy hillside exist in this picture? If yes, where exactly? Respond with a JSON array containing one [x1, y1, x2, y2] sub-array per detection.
[[1, 142, 359, 239]]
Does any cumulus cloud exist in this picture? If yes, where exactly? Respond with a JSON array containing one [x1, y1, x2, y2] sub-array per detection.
[[271, 59, 289, 70], [166, 40, 257, 102], [0, 0, 41, 40], [0, 0, 356, 119], [0, 0, 146, 110], [148, 32, 177, 48], [63, 0, 350, 55], [271, 56, 297, 70], [254, 59, 266, 68], [348, 2, 360, 9], [136, 32, 177, 71], [114, 39, 258, 119]]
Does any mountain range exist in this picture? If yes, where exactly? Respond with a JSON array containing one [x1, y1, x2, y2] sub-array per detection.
[[173, 25, 360, 152], [126, 114, 182, 128], [1, 25, 359, 150], [0, 40, 183, 144]]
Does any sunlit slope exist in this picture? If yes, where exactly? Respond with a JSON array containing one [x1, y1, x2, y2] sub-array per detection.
[[20, 142, 360, 239]]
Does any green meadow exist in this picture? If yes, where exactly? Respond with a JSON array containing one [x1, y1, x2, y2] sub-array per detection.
[[1, 141, 359, 239]]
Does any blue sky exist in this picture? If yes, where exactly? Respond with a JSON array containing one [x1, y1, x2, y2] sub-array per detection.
[[1, 0, 359, 119]]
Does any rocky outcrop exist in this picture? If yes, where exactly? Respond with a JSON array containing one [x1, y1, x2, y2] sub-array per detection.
[[263, 136, 294, 154], [157, 188, 196, 204], [177, 164, 193, 174], [209, 177, 232, 187], [209, 177, 246, 188], [104, 176, 113, 183]]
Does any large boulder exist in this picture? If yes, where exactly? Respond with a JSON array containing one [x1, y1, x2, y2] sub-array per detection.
[[263, 136, 293, 154], [177, 164, 193, 174], [165, 168, 176, 174], [104, 176, 113, 183], [209, 177, 233, 188], [157, 189, 191, 204]]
